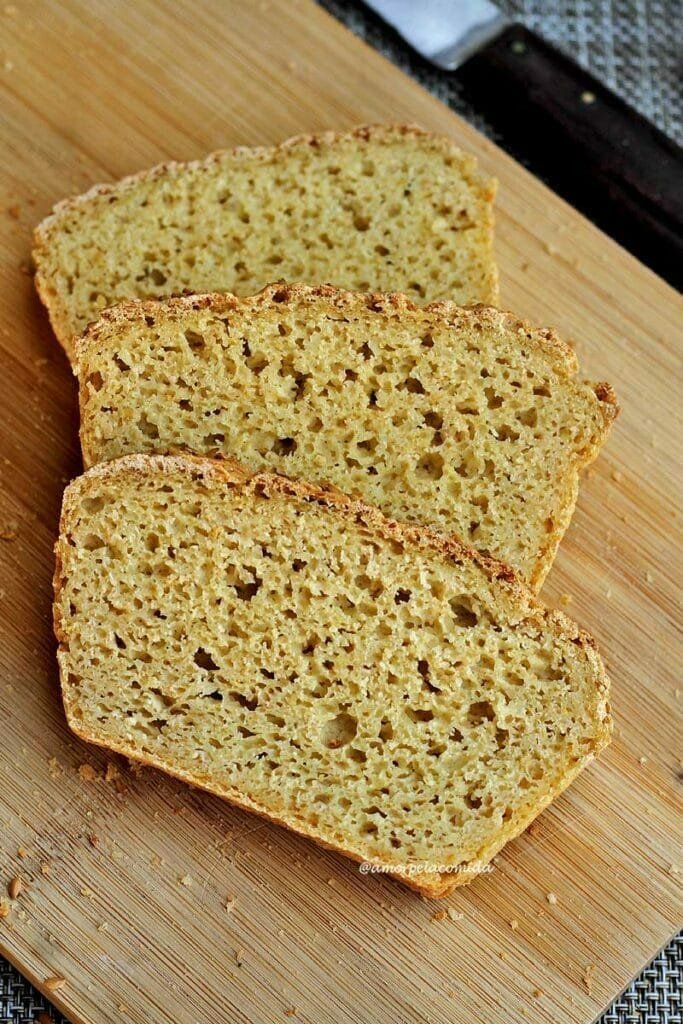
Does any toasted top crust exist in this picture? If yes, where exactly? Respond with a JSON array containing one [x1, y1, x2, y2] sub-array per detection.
[[37, 124, 491, 228], [61, 450, 609, 660], [77, 282, 582, 377]]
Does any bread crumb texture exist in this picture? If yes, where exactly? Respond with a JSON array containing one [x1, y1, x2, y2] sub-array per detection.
[[33, 124, 498, 357], [77, 285, 617, 588], [54, 454, 611, 897]]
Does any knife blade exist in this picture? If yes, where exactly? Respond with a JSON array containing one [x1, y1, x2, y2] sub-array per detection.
[[364, 0, 509, 70], [363, 0, 683, 289]]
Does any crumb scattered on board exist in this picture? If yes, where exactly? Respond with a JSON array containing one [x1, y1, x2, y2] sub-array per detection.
[[0, 521, 18, 541], [509, 918, 519, 930], [44, 975, 66, 991], [582, 964, 595, 995], [546, 892, 558, 905], [78, 762, 97, 781], [179, 874, 192, 887], [7, 876, 22, 899], [225, 895, 237, 913]]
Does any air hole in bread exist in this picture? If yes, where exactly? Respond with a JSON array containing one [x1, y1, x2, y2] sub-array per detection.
[[322, 712, 357, 748], [449, 598, 478, 628]]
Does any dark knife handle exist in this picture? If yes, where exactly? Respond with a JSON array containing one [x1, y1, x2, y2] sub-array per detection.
[[457, 24, 683, 290]]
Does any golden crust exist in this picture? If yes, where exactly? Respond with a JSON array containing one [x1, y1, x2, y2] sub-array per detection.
[[33, 123, 498, 356], [76, 282, 579, 376], [54, 452, 612, 898]]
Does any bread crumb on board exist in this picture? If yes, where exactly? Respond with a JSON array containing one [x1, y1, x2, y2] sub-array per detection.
[[0, 521, 18, 540], [546, 892, 558, 905], [509, 918, 519, 930], [0, 900, 11, 919], [582, 964, 595, 994], [225, 895, 237, 913], [179, 874, 193, 887], [78, 762, 98, 781], [7, 876, 22, 899], [44, 975, 67, 991], [432, 907, 462, 922]]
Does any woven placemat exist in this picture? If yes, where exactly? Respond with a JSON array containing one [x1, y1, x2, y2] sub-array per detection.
[[2, 1, 681, 1020]]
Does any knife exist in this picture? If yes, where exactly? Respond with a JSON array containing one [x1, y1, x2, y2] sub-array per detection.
[[363, 0, 683, 290]]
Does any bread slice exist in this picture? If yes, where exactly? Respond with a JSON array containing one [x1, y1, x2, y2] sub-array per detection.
[[54, 453, 612, 898], [33, 124, 497, 360], [76, 284, 618, 590]]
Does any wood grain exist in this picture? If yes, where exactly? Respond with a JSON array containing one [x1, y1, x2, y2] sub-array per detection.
[[0, 2, 681, 1023]]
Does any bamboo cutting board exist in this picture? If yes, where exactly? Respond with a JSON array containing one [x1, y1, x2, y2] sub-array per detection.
[[0, 2, 681, 1022]]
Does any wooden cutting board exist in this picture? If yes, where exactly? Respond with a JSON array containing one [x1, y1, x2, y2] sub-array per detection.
[[0, 2, 680, 1022]]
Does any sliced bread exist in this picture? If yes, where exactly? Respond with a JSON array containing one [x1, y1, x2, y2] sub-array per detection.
[[76, 284, 618, 590], [54, 453, 612, 897], [33, 124, 497, 359]]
